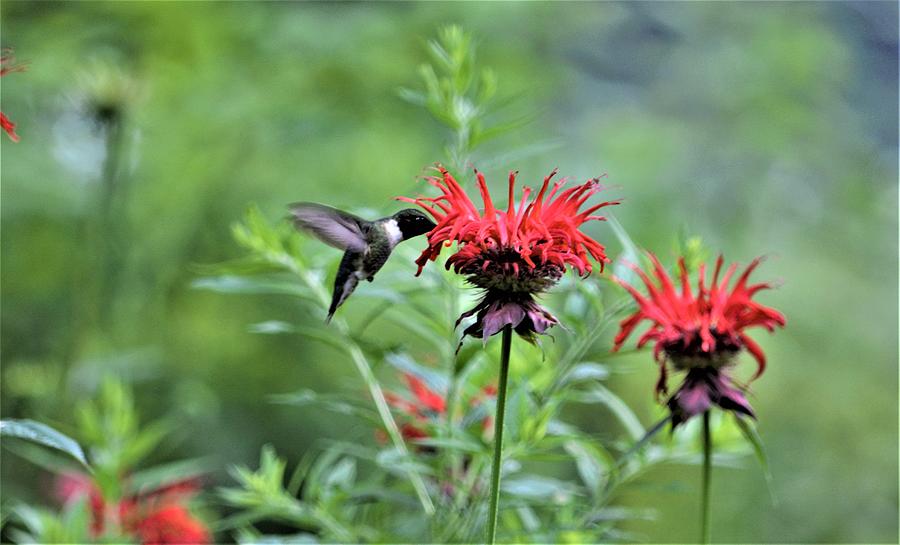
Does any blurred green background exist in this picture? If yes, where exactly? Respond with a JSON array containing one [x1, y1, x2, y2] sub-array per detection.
[[1, 2, 897, 543]]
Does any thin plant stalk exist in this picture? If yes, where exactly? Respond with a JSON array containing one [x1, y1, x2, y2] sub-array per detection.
[[58, 108, 126, 409], [486, 325, 512, 544], [296, 266, 436, 516], [701, 410, 712, 544]]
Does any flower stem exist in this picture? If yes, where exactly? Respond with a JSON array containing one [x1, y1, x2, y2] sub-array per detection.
[[701, 410, 712, 544], [486, 325, 512, 544], [296, 267, 435, 516]]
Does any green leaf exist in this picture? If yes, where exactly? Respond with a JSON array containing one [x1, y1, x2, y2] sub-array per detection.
[[561, 362, 610, 385], [191, 275, 309, 298], [515, 505, 541, 532], [616, 415, 671, 467], [248, 321, 297, 335], [121, 419, 170, 468], [374, 310, 447, 350], [564, 439, 614, 497], [411, 436, 485, 454], [237, 529, 320, 545], [586, 506, 656, 522], [61, 495, 90, 540], [322, 458, 356, 493], [567, 385, 645, 441], [608, 214, 644, 287], [734, 415, 777, 504], [2, 439, 86, 475], [396, 87, 425, 106], [127, 457, 214, 494], [0, 419, 89, 468], [269, 389, 377, 422], [374, 449, 435, 478], [501, 475, 579, 503], [503, 382, 530, 443]]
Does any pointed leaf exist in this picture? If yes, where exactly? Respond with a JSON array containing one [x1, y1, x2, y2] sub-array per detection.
[[248, 321, 297, 334], [127, 457, 214, 494], [734, 415, 777, 504], [561, 362, 610, 385], [0, 419, 89, 468], [501, 475, 579, 503], [564, 439, 612, 497], [568, 385, 644, 441], [616, 415, 671, 467], [191, 275, 309, 298]]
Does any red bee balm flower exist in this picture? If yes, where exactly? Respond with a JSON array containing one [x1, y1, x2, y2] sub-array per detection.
[[384, 372, 495, 447], [612, 253, 786, 427], [132, 504, 211, 545], [56, 473, 210, 544], [1, 49, 25, 142], [400, 166, 618, 342]]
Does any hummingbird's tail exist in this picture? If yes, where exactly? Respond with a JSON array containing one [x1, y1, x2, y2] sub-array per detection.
[[326, 253, 361, 324], [325, 293, 340, 324]]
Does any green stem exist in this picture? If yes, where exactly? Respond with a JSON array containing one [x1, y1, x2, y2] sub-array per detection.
[[98, 113, 125, 331], [486, 325, 512, 544], [701, 410, 712, 544], [57, 113, 125, 410], [296, 266, 435, 516]]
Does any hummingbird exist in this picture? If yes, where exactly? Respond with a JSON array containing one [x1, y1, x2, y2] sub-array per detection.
[[289, 203, 436, 323]]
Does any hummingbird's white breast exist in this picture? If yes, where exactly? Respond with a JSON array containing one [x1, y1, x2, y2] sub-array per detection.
[[384, 218, 403, 248]]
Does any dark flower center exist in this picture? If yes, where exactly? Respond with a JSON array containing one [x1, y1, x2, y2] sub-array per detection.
[[460, 248, 563, 294], [664, 328, 741, 370]]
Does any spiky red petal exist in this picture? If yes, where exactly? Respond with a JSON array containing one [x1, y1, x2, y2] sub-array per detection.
[[613, 252, 785, 410]]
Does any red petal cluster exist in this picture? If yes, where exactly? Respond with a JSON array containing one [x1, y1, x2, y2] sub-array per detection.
[[399, 165, 618, 280], [383, 372, 495, 445], [385, 373, 446, 417], [131, 504, 211, 545], [56, 473, 210, 544], [613, 253, 786, 393], [1, 49, 25, 142]]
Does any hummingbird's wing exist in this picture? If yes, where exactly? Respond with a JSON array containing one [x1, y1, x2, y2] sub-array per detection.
[[288, 203, 369, 252]]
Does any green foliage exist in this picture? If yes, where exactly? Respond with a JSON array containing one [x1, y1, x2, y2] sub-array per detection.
[[197, 197, 762, 542], [0, 419, 89, 468], [76, 380, 167, 483], [8, 499, 98, 545], [399, 25, 527, 174], [190, 26, 778, 543], [220, 446, 369, 543], [733, 415, 775, 500], [673, 231, 711, 275], [2, 5, 897, 544], [2, 378, 210, 544], [201, 205, 439, 515]]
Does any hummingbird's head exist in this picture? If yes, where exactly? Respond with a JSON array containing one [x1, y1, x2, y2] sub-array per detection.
[[393, 209, 436, 240]]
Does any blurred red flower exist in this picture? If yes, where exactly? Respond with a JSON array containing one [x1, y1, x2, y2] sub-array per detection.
[[1, 49, 25, 142], [131, 504, 211, 545], [56, 473, 210, 544], [400, 165, 618, 342], [383, 372, 495, 446], [612, 253, 785, 427]]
